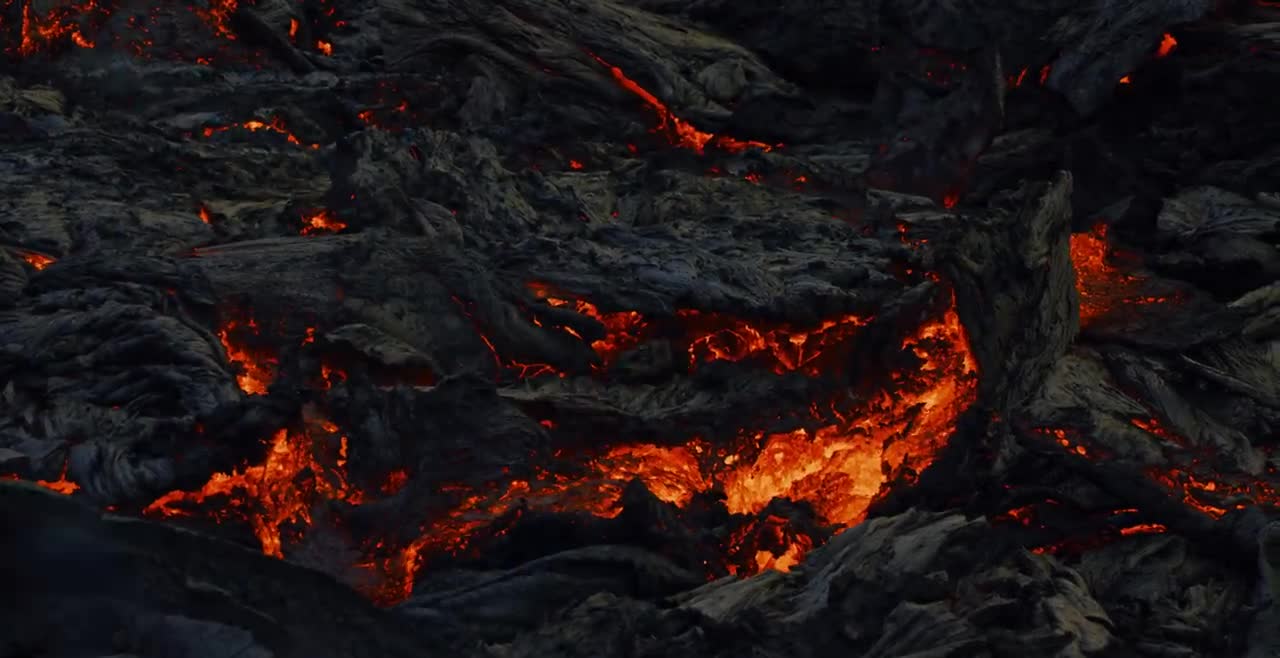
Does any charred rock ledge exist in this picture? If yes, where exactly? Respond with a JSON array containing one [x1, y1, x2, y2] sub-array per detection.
[[1, 0, 1279, 656]]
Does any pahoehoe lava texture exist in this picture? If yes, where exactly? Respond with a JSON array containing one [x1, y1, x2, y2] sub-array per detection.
[[2, 0, 1280, 657]]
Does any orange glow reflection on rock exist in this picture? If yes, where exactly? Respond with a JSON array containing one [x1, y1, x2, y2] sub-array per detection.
[[144, 419, 362, 559], [588, 52, 773, 154]]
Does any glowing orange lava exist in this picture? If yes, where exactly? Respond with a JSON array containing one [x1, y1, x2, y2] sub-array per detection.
[[194, 0, 239, 40], [300, 209, 347, 235], [218, 317, 276, 395], [8, 0, 103, 56], [588, 52, 774, 154], [374, 292, 976, 600], [19, 251, 56, 270], [1119, 522, 1166, 536], [1069, 223, 1178, 325], [527, 283, 648, 367], [528, 282, 871, 375], [1157, 33, 1177, 58], [680, 311, 871, 375], [200, 117, 319, 150], [145, 418, 362, 558], [718, 299, 976, 528], [725, 514, 815, 574]]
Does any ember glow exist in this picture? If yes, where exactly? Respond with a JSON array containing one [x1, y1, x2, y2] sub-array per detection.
[[588, 52, 774, 154], [1157, 33, 1178, 58]]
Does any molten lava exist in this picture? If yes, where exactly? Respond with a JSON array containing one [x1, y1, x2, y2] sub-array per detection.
[[194, 0, 239, 40], [7, 0, 104, 56], [725, 514, 815, 574], [217, 317, 276, 395], [372, 292, 977, 600], [588, 52, 774, 154], [528, 282, 872, 374], [200, 117, 319, 150], [1069, 223, 1179, 325], [19, 251, 55, 270], [719, 299, 976, 528], [300, 209, 347, 235], [145, 417, 362, 558]]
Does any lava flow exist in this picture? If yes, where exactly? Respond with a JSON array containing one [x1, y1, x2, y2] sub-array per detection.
[[145, 418, 361, 558], [589, 52, 775, 154], [1070, 222, 1179, 325], [217, 315, 276, 395], [2, 459, 80, 495], [717, 298, 976, 528], [372, 292, 977, 600]]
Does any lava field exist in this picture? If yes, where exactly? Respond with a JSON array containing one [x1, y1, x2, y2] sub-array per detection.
[[2, 1, 1280, 657]]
